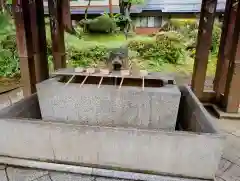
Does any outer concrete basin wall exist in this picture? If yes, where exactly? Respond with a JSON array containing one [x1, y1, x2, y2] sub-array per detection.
[[0, 86, 224, 180]]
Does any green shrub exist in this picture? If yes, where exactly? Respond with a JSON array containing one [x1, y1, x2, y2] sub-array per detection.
[[0, 35, 19, 77], [81, 14, 117, 33], [211, 24, 221, 54], [163, 19, 221, 55], [0, 13, 19, 77], [156, 31, 184, 43], [128, 31, 189, 65], [68, 45, 108, 67], [0, 13, 11, 36], [185, 23, 221, 56], [0, 49, 19, 77], [0, 15, 221, 77], [128, 38, 155, 54], [156, 33, 187, 64], [162, 19, 198, 34], [128, 50, 139, 59], [1, 34, 16, 51]]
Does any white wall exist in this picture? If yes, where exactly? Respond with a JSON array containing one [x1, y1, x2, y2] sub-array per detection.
[[133, 16, 162, 28]]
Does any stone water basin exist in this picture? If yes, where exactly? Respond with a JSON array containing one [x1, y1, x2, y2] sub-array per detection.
[[36, 74, 180, 131], [0, 85, 224, 180]]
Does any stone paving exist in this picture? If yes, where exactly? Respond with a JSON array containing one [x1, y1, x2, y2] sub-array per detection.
[[0, 88, 23, 109], [0, 166, 109, 181], [213, 118, 240, 181], [0, 165, 216, 181], [0, 88, 240, 181]]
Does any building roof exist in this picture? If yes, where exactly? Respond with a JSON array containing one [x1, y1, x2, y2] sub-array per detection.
[[69, 6, 143, 14], [44, 5, 142, 15], [44, 0, 226, 15], [143, 0, 226, 13]]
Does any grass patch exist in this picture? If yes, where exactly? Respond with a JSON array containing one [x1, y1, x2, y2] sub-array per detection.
[[63, 30, 217, 75], [82, 33, 126, 42]]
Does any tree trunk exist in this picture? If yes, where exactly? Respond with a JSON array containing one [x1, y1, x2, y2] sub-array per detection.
[[119, 0, 132, 37], [84, 0, 92, 32], [0, 0, 5, 12], [85, 0, 91, 19], [119, 0, 125, 15], [109, 0, 113, 17]]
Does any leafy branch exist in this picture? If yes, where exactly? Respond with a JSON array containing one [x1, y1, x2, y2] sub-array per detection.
[[119, 0, 144, 38]]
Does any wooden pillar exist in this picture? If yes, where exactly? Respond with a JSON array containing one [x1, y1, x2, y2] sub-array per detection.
[[191, 0, 217, 98], [13, 0, 36, 96], [62, 0, 73, 32], [214, 0, 237, 101], [28, 0, 49, 82], [13, 0, 49, 96], [48, 0, 66, 70], [223, 1, 240, 113]]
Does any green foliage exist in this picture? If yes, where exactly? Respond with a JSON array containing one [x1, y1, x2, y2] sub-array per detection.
[[162, 19, 198, 34], [112, 13, 127, 30], [211, 24, 221, 55], [64, 34, 153, 69], [0, 13, 14, 37], [128, 38, 154, 55], [66, 36, 151, 69], [128, 50, 139, 59], [0, 13, 221, 78], [89, 15, 116, 33], [163, 18, 221, 55], [156, 31, 184, 43], [0, 34, 19, 77], [68, 45, 108, 68], [80, 14, 116, 33], [0, 13, 19, 77], [128, 31, 189, 65], [0, 14, 8, 30], [123, 0, 144, 4]]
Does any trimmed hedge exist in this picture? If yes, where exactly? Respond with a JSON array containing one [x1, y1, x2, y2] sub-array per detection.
[[80, 15, 116, 33]]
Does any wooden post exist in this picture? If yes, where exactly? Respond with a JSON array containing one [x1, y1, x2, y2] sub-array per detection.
[[191, 0, 217, 98], [62, 0, 73, 32], [214, 0, 237, 101], [13, 0, 36, 97], [223, 1, 240, 113], [48, 0, 66, 70], [28, 0, 49, 82]]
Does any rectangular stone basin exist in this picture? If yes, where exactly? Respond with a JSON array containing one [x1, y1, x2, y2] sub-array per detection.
[[0, 86, 224, 180], [36, 76, 181, 131]]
